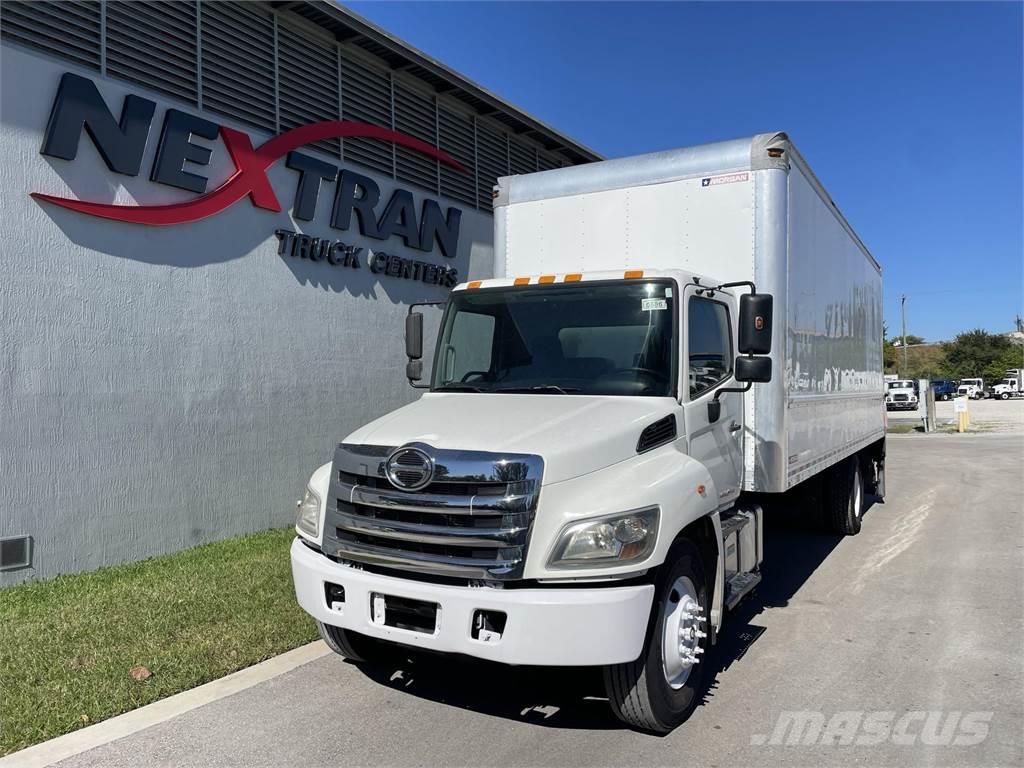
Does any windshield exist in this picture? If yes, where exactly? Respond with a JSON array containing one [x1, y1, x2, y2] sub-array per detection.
[[888, 381, 913, 389], [431, 280, 676, 396]]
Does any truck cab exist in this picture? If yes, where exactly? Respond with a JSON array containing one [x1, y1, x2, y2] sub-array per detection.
[[293, 269, 775, 729], [958, 378, 985, 400], [885, 379, 918, 410]]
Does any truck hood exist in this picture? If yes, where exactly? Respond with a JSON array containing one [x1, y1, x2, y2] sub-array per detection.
[[343, 393, 679, 485]]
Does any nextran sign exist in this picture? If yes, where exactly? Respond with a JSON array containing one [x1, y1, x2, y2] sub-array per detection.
[[32, 73, 465, 287]]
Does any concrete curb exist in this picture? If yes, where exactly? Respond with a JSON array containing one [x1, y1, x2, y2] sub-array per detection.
[[0, 641, 331, 768]]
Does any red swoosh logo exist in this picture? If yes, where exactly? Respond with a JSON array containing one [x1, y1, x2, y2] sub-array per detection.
[[31, 121, 466, 226]]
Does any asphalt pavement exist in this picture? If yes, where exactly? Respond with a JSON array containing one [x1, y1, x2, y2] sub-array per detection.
[[44, 428, 1024, 768]]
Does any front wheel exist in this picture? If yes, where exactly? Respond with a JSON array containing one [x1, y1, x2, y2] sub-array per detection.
[[603, 539, 710, 733], [1000, 392, 1010, 400]]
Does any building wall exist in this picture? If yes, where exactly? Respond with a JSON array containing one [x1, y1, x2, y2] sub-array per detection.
[[0, 43, 495, 585]]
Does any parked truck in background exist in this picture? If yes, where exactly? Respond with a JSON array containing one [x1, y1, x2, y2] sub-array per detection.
[[291, 133, 886, 733], [931, 379, 957, 401], [885, 379, 919, 410], [992, 369, 1024, 400], [958, 378, 985, 399]]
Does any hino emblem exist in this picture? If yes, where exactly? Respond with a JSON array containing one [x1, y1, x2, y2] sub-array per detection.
[[385, 446, 434, 491]]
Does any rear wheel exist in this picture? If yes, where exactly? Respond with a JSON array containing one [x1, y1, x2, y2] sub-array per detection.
[[603, 539, 710, 733], [317, 622, 394, 665], [827, 456, 864, 536]]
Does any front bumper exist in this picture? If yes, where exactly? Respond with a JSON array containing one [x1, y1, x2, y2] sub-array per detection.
[[291, 538, 653, 666], [886, 401, 918, 410]]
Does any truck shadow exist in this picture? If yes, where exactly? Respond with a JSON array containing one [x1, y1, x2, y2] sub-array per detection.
[[349, 500, 876, 732]]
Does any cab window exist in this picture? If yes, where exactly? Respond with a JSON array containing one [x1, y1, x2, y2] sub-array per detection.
[[688, 297, 732, 398]]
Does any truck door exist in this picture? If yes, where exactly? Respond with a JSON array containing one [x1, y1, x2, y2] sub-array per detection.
[[683, 294, 743, 504]]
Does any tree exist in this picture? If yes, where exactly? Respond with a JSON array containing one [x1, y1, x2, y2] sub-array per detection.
[[941, 329, 1013, 380], [882, 323, 897, 370]]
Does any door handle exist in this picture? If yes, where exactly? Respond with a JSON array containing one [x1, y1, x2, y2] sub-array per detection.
[[729, 421, 742, 432]]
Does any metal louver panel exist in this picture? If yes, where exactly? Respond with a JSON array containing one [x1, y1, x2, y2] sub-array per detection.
[[340, 51, 392, 176], [107, 1, 197, 105], [394, 81, 437, 192], [0, 1, 101, 71], [509, 137, 537, 176], [438, 104, 475, 207], [200, 1, 275, 133], [538, 152, 564, 172], [476, 121, 509, 209], [278, 20, 339, 158]]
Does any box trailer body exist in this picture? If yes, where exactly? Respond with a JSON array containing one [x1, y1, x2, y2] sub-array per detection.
[[291, 133, 886, 733], [493, 132, 884, 493]]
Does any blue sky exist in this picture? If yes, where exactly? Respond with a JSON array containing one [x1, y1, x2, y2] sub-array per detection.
[[347, 1, 1023, 342]]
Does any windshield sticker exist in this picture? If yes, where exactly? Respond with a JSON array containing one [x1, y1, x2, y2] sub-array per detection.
[[701, 172, 750, 187], [642, 298, 667, 311], [665, 287, 673, 297]]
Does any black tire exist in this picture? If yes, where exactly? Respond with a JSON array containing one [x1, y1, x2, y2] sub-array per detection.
[[1000, 393, 1009, 401], [942, 394, 951, 401], [317, 621, 394, 665], [603, 539, 710, 733], [827, 456, 864, 536]]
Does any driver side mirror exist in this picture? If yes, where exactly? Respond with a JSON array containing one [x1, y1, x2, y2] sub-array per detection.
[[734, 355, 772, 383], [406, 311, 423, 382], [738, 293, 773, 355]]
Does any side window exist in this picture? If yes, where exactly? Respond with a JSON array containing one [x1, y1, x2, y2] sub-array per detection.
[[688, 297, 732, 398], [442, 311, 495, 383]]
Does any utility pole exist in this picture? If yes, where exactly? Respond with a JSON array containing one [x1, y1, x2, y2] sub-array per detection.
[[901, 293, 908, 377]]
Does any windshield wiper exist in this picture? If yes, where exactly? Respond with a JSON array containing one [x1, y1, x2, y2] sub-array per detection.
[[495, 385, 579, 395], [433, 384, 489, 393]]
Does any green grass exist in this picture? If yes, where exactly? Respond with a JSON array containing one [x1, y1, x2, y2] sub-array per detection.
[[0, 528, 317, 756]]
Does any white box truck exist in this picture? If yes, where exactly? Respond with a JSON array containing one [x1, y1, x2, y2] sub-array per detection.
[[291, 132, 885, 732], [993, 369, 1024, 399]]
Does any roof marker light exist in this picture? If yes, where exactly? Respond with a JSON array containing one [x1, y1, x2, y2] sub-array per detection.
[[514, 277, 530, 286], [538, 275, 556, 284], [467, 280, 482, 289], [624, 270, 644, 279], [565, 273, 582, 282]]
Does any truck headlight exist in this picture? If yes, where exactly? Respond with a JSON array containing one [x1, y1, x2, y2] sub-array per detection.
[[548, 507, 659, 568], [295, 485, 322, 538]]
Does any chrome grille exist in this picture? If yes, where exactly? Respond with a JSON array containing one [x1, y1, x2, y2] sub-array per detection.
[[323, 443, 543, 580], [893, 394, 908, 402]]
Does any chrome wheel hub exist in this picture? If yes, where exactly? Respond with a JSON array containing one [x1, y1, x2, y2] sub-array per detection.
[[661, 575, 706, 689]]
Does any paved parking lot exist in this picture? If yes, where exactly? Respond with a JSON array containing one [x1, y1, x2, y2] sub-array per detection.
[[888, 396, 1024, 432], [28, 429, 1024, 768]]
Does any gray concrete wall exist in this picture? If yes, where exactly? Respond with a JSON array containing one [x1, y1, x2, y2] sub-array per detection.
[[0, 45, 495, 585]]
